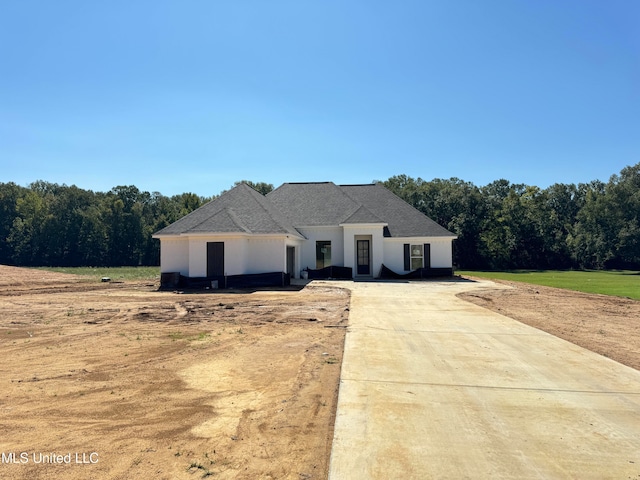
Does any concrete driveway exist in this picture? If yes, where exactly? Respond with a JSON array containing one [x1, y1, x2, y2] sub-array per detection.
[[327, 279, 640, 479]]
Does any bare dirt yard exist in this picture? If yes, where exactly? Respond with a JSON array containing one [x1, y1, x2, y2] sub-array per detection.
[[2, 267, 639, 480], [0, 265, 349, 480], [459, 276, 640, 371]]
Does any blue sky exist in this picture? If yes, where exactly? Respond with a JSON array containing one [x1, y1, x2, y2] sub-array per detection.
[[1, 1, 638, 197]]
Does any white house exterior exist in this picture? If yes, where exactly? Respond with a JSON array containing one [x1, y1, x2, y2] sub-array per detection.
[[153, 182, 457, 287], [158, 235, 303, 277]]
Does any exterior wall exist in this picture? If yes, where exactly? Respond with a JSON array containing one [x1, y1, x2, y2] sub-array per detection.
[[188, 236, 248, 277], [164, 235, 300, 278], [246, 237, 287, 274], [159, 238, 189, 275], [161, 232, 454, 279], [342, 225, 385, 277], [383, 237, 454, 273], [285, 237, 304, 279], [430, 239, 454, 268], [296, 227, 344, 271]]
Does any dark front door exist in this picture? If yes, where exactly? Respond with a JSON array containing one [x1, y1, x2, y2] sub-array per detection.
[[207, 242, 224, 277], [357, 240, 370, 275]]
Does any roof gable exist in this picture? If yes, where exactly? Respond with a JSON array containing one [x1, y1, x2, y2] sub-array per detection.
[[192, 208, 251, 233], [340, 205, 386, 225], [340, 184, 455, 237]]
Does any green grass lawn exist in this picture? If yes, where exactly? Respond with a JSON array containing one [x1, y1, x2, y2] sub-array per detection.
[[457, 269, 640, 300], [36, 266, 160, 281]]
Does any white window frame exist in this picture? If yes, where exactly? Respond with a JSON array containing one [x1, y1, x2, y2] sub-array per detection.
[[410, 244, 423, 270]]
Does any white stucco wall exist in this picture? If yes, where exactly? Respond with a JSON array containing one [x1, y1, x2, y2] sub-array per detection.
[[160, 232, 454, 279], [430, 239, 454, 268], [383, 237, 454, 273], [187, 238, 206, 277], [296, 227, 344, 271], [342, 225, 385, 277], [159, 238, 189, 275], [187, 236, 248, 277], [246, 237, 287, 274], [162, 235, 301, 277]]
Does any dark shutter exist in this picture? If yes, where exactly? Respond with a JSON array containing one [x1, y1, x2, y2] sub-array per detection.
[[424, 243, 431, 269], [403, 244, 410, 271]]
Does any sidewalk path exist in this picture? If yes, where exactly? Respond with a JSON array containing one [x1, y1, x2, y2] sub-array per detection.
[[327, 280, 640, 479]]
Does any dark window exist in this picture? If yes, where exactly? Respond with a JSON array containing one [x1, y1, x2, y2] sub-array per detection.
[[316, 241, 331, 269]]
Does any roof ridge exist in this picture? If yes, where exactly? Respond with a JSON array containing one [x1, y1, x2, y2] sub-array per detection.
[[178, 201, 224, 232], [185, 206, 249, 234], [338, 183, 377, 187], [222, 207, 252, 233], [250, 187, 283, 225], [282, 181, 334, 185]]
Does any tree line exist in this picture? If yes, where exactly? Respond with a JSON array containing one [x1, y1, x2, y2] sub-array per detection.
[[383, 162, 640, 270], [0, 182, 208, 267], [0, 167, 638, 270]]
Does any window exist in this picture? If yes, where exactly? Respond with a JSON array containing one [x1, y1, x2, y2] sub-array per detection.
[[410, 244, 423, 270], [404, 243, 430, 271], [316, 241, 331, 269]]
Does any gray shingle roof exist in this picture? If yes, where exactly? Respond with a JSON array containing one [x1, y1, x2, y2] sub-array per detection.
[[266, 182, 361, 226], [267, 182, 454, 237], [155, 181, 456, 239], [340, 183, 455, 237], [153, 183, 303, 237]]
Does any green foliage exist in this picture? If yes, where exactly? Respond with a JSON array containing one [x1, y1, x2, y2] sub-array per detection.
[[385, 176, 489, 269], [457, 270, 640, 300], [2, 165, 639, 271], [0, 181, 209, 267], [384, 162, 640, 270]]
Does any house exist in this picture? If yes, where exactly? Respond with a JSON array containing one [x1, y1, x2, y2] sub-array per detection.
[[153, 182, 457, 287]]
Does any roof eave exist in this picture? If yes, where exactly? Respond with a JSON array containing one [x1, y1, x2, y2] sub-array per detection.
[[154, 231, 305, 239], [384, 234, 458, 239]]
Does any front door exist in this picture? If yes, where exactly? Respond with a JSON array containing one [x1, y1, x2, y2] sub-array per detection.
[[207, 242, 224, 277], [356, 239, 370, 275]]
